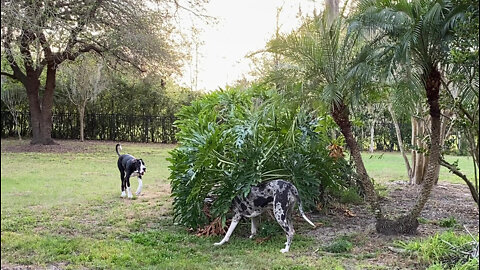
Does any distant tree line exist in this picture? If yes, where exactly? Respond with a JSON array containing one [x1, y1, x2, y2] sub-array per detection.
[[1, 70, 202, 142]]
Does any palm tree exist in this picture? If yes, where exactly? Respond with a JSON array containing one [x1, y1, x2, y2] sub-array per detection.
[[266, 3, 383, 218], [356, 0, 467, 233]]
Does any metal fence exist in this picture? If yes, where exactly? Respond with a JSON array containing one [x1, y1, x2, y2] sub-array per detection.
[[1, 111, 177, 143]]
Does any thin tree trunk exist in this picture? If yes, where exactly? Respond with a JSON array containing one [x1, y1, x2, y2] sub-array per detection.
[[388, 104, 413, 182], [331, 102, 382, 218], [410, 116, 417, 185], [78, 106, 85, 142], [414, 116, 426, 184], [369, 120, 376, 153], [14, 114, 22, 140], [433, 111, 451, 184]]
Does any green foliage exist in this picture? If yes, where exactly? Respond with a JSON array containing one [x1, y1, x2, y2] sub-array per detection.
[[438, 217, 458, 228], [396, 231, 479, 269], [265, 5, 374, 109], [169, 85, 356, 229], [323, 236, 355, 253], [257, 220, 285, 238], [338, 187, 364, 205]]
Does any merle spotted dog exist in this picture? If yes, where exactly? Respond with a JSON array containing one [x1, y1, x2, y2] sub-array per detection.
[[213, 180, 316, 253], [116, 144, 146, 199]]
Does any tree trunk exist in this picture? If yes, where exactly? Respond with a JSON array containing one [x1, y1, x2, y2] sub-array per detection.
[[410, 116, 416, 185], [414, 116, 426, 184], [433, 110, 453, 184], [409, 69, 443, 218], [14, 114, 22, 140], [369, 120, 376, 153], [388, 104, 413, 182], [39, 66, 57, 145], [24, 66, 57, 145], [25, 77, 43, 144], [377, 68, 443, 234], [78, 106, 85, 142], [331, 102, 382, 218]]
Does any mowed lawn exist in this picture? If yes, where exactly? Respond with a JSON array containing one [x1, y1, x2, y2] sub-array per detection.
[[1, 139, 477, 269], [362, 152, 476, 184]]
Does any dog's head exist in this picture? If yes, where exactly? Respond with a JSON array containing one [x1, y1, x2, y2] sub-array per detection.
[[135, 159, 147, 176]]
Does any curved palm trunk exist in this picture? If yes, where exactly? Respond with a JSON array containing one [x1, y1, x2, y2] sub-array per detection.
[[331, 102, 383, 218], [376, 68, 442, 234], [408, 68, 442, 218]]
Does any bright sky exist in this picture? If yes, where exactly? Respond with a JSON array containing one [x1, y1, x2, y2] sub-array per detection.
[[177, 0, 324, 91]]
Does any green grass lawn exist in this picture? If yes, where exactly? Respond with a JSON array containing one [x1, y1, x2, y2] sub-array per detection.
[[1, 139, 476, 269], [362, 152, 476, 184], [1, 140, 345, 269]]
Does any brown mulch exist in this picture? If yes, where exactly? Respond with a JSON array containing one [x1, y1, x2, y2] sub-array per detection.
[[1, 139, 174, 154], [305, 181, 479, 269], [1, 140, 97, 153]]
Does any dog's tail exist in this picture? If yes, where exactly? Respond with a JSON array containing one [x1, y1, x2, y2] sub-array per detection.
[[116, 144, 122, 157], [296, 194, 316, 228]]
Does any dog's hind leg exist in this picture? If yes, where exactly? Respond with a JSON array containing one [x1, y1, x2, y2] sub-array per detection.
[[120, 172, 126, 198], [136, 177, 143, 195], [214, 214, 241, 246], [275, 215, 294, 253], [280, 221, 295, 253], [274, 197, 295, 253]]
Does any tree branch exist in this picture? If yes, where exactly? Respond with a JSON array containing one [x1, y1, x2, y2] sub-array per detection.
[[0, 71, 16, 80], [2, 29, 27, 84], [440, 157, 479, 205], [62, 0, 104, 64], [19, 29, 37, 75]]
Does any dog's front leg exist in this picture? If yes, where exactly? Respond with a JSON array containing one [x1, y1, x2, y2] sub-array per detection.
[[214, 214, 241, 246], [249, 217, 259, 239], [125, 175, 133, 199], [135, 177, 143, 195]]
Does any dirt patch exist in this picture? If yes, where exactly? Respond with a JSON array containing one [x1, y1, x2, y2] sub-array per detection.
[[305, 181, 479, 268]]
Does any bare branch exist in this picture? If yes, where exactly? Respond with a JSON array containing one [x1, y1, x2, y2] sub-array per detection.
[[440, 157, 479, 204]]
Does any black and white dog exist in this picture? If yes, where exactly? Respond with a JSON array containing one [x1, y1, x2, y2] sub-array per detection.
[[213, 180, 316, 253], [116, 143, 146, 198]]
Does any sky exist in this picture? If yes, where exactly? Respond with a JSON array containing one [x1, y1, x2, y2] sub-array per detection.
[[177, 0, 324, 91]]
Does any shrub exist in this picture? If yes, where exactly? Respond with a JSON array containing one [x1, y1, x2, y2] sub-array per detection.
[[168, 85, 356, 229], [323, 236, 354, 253], [437, 217, 458, 228], [396, 231, 479, 269]]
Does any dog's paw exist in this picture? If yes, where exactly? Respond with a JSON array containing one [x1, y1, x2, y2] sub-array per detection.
[[121, 192, 126, 198], [213, 242, 223, 246], [135, 191, 141, 196], [280, 248, 289, 253], [249, 235, 256, 239]]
